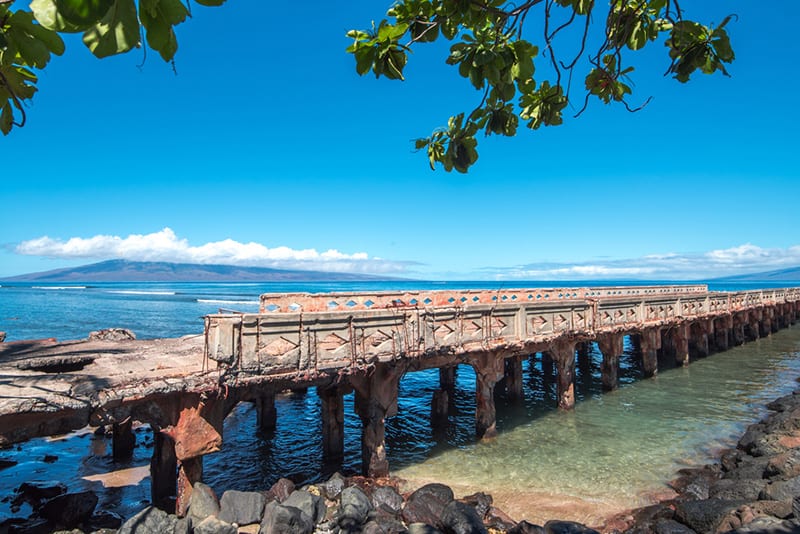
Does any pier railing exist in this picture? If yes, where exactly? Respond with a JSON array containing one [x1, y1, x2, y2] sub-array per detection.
[[204, 286, 800, 376]]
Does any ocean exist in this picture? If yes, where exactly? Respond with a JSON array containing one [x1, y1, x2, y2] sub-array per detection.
[[1, 279, 799, 525]]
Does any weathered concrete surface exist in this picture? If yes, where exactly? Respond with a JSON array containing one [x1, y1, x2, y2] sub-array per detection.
[[0, 335, 207, 446]]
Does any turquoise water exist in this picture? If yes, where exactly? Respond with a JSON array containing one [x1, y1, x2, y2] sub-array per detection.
[[1, 281, 799, 526]]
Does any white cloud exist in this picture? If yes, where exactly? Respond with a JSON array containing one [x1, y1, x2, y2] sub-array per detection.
[[486, 243, 800, 281], [15, 228, 411, 274]]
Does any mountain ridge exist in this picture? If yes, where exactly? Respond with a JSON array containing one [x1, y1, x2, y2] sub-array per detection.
[[712, 266, 800, 282], [0, 260, 405, 282]]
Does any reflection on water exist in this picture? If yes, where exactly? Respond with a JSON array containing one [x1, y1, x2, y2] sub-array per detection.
[[1, 326, 799, 525]]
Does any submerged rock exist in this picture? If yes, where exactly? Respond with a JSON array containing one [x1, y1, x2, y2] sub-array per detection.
[[40, 490, 98, 528]]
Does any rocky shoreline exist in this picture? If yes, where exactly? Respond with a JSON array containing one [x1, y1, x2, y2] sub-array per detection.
[[5, 382, 800, 534]]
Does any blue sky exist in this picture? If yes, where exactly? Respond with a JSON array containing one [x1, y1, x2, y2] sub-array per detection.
[[1, 1, 798, 280]]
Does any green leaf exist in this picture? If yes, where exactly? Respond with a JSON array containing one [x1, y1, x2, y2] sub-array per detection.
[[83, 0, 140, 58], [139, 0, 188, 61], [55, 0, 114, 26], [30, 0, 87, 33], [193, 0, 226, 5], [0, 102, 13, 135]]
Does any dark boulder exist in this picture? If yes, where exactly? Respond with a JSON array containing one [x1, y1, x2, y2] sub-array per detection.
[[709, 479, 767, 501], [401, 484, 454, 528], [11, 481, 67, 509], [193, 515, 238, 534], [39, 490, 98, 528], [372, 486, 404, 518], [362, 518, 408, 534], [339, 486, 373, 529], [767, 394, 800, 413], [727, 517, 800, 534], [282, 490, 326, 525], [723, 456, 770, 481], [407, 524, 443, 534], [188, 482, 220, 525], [117, 506, 178, 534], [459, 492, 493, 520], [652, 519, 698, 534], [767, 449, 800, 480], [218, 489, 266, 525], [319, 473, 346, 501], [543, 520, 600, 534], [440, 500, 487, 534], [88, 510, 124, 530], [760, 475, 800, 502], [739, 424, 768, 454], [259, 501, 314, 534], [0, 459, 17, 470], [508, 521, 546, 534], [266, 478, 296, 503], [485, 506, 517, 531], [674, 499, 746, 534]]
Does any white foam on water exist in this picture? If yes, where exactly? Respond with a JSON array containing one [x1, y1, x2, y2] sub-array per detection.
[[32, 286, 87, 290], [108, 290, 177, 295]]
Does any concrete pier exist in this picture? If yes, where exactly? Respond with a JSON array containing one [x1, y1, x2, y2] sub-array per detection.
[[1, 285, 799, 514]]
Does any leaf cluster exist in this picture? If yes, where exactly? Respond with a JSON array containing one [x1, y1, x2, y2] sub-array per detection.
[[347, 0, 737, 172], [0, 0, 226, 135]]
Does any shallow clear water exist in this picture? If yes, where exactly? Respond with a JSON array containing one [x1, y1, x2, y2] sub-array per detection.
[[1, 281, 799, 526]]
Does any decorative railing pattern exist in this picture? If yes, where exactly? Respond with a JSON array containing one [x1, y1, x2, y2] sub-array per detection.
[[205, 287, 800, 378], [259, 285, 710, 313]]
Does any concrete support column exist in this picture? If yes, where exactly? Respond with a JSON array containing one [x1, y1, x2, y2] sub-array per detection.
[[733, 314, 746, 345], [177, 457, 203, 515], [319, 385, 347, 461], [112, 416, 135, 461], [713, 318, 730, 352], [470, 351, 505, 439], [689, 322, 710, 359], [161, 395, 225, 516], [150, 426, 176, 509], [439, 366, 457, 391], [255, 392, 277, 432], [504, 355, 524, 403], [549, 338, 576, 410], [673, 324, 690, 366], [431, 389, 449, 429], [541, 351, 554, 380], [639, 328, 660, 378], [769, 308, 779, 333], [760, 309, 773, 337], [597, 333, 623, 391], [351, 362, 404, 478]]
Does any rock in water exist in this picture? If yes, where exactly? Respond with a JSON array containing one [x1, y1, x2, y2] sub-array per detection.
[[11, 481, 67, 509], [401, 483, 455, 528], [651, 519, 697, 534], [188, 482, 220, 525], [281, 490, 325, 525], [0, 332, 5, 342], [407, 524, 444, 534], [88, 328, 136, 341], [440, 501, 488, 534], [118, 506, 178, 534], [194, 515, 238, 534], [363, 518, 408, 534], [218, 489, 266, 526], [339, 486, 373, 529], [260, 501, 313, 534], [508, 521, 546, 534], [40, 490, 98, 528]]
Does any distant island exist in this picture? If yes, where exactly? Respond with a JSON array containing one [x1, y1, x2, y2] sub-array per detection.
[[0, 260, 406, 283], [713, 266, 800, 282]]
